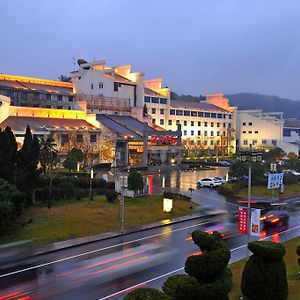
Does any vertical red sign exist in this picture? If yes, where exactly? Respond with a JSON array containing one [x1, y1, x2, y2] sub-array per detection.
[[238, 207, 248, 234]]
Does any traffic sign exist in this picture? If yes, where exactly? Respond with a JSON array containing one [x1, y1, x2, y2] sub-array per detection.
[[238, 207, 248, 234], [267, 173, 283, 189]]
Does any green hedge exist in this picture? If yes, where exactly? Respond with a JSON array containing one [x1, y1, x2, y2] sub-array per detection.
[[124, 288, 169, 300], [163, 191, 191, 201]]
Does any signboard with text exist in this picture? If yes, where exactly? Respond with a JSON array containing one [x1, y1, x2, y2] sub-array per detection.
[[267, 173, 283, 189], [238, 207, 248, 234], [150, 135, 177, 145], [250, 208, 261, 236]]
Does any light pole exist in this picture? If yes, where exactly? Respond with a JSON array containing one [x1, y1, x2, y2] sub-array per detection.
[[188, 187, 194, 209], [239, 145, 262, 259], [89, 168, 94, 204]]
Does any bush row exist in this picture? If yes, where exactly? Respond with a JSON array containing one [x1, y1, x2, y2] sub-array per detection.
[[163, 191, 191, 201]]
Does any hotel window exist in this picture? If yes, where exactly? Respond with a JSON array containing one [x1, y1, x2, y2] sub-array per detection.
[[58, 95, 63, 101], [252, 139, 257, 145], [211, 131, 214, 136], [198, 130, 201, 136], [272, 139, 277, 146], [204, 140, 208, 145], [211, 113, 216, 118], [210, 140, 214, 145], [90, 134, 97, 143], [197, 140, 201, 145], [68, 96, 73, 102], [190, 140, 194, 145], [160, 98, 167, 104], [217, 140, 220, 145], [223, 131, 226, 136], [61, 134, 69, 145], [183, 130, 187, 135], [91, 83, 94, 90], [217, 122, 220, 127], [58, 105, 63, 109], [229, 115, 232, 119], [249, 122, 253, 126], [20, 91, 28, 99], [152, 119, 156, 124], [255, 131, 258, 134], [33, 93, 39, 100], [191, 121, 194, 126], [242, 122, 246, 126], [151, 108, 156, 114], [114, 82, 118, 91], [228, 123, 231, 128], [211, 122, 214, 127], [98, 82, 104, 89], [248, 131, 252, 134], [217, 131, 220, 136], [204, 122, 208, 127], [160, 109, 164, 115], [170, 109, 175, 115], [184, 120, 187, 126], [184, 110, 191, 116], [144, 96, 151, 103], [198, 121, 201, 126], [76, 134, 83, 143], [217, 113, 223, 119], [204, 131, 208, 136], [176, 110, 183, 116], [191, 130, 194, 136], [191, 111, 197, 117], [262, 139, 267, 144], [243, 140, 248, 146], [176, 120, 180, 124], [223, 114, 226, 119], [242, 131, 246, 134], [152, 97, 159, 103], [198, 112, 204, 117], [160, 119, 164, 125], [223, 123, 226, 128], [168, 120, 172, 125], [204, 112, 210, 118]]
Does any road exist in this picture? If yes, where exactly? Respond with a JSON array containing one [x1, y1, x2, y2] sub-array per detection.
[[0, 168, 299, 300], [1, 211, 300, 300]]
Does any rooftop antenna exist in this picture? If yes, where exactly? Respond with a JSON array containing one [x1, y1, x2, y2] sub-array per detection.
[[72, 56, 76, 71]]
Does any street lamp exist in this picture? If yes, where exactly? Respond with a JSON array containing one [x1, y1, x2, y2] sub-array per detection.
[[239, 145, 262, 259], [188, 187, 194, 209]]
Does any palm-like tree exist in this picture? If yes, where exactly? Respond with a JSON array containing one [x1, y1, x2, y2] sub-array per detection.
[[39, 136, 57, 208]]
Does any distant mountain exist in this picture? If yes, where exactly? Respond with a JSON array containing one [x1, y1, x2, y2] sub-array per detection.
[[171, 92, 300, 119], [226, 93, 300, 119]]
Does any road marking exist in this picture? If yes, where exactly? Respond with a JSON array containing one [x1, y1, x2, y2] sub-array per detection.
[[192, 190, 239, 207], [0, 219, 217, 279], [98, 224, 300, 300]]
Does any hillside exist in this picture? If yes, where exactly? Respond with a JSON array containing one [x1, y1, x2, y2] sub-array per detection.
[[171, 92, 300, 119]]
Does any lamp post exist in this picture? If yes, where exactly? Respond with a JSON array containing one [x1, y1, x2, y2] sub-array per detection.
[[188, 187, 194, 209], [239, 145, 262, 259], [89, 168, 94, 204]]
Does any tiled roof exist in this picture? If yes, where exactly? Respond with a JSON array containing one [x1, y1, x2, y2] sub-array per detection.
[[170, 100, 229, 112], [0, 79, 73, 95], [0, 116, 96, 132]]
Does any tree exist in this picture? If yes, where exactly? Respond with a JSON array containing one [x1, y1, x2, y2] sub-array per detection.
[[241, 241, 288, 300], [127, 170, 144, 193], [58, 74, 71, 82], [287, 152, 298, 159], [262, 147, 286, 162], [63, 148, 84, 171], [0, 127, 18, 182], [143, 104, 148, 117]]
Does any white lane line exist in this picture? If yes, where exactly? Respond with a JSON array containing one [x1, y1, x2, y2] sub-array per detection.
[[0, 219, 217, 279], [98, 224, 300, 300], [192, 190, 239, 207]]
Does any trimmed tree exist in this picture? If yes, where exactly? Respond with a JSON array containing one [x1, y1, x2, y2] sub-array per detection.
[[127, 170, 144, 193], [241, 241, 288, 300], [63, 148, 84, 171]]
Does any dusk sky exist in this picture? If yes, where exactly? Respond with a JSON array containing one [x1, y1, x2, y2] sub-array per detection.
[[1, 0, 300, 100]]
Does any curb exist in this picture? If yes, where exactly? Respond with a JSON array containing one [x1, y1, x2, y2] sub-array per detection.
[[32, 209, 226, 257]]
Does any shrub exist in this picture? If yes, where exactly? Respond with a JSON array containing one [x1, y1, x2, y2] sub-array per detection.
[[105, 190, 118, 203], [128, 170, 144, 192], [163, 191, 190, 201], [284, 173, 298, 185], [58, 182, 75, 199], [75, 188, 86, 200], [124, 288, 169, 300], [106, 181, 115, 190], [93, 178, 107, 189], [297, 245, 300, 266], [241, 241, 288, 300]]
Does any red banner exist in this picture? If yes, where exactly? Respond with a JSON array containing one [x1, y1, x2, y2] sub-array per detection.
[[238, 207, 249, 234]]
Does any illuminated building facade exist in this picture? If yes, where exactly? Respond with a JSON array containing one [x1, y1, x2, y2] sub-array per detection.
[[236, 110, 298, 154], [0, 74, 74, 109]]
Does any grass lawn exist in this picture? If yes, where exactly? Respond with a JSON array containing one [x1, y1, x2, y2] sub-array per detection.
[[224, 183, 300, 199], [229, 237, 300, 300], [0, 195, 197, 245]]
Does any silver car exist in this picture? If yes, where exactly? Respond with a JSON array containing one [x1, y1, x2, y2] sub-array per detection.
[[197, 177, 223, 188]]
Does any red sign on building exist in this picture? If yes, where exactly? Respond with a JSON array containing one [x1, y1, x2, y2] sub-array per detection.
[[150, 135, 177, 145], [238, 207, 249, 234]]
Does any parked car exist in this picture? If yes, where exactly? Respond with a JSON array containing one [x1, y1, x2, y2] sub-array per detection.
[[219, 160, 231, 167], [197, 177, 223, 188], [213, 176, 226, 184]]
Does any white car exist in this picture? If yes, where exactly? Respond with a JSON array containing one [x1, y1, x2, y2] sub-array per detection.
[[213, 176, 226, 184], [197, 177, 223, 188]]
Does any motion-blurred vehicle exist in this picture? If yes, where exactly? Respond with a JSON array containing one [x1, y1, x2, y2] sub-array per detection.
[[218, 160, 231, 167], [260, 210, 289, 229], [197, 177, 223, 188]]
